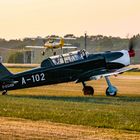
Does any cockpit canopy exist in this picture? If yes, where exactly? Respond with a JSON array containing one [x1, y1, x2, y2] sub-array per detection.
[[41, 50, 89, 68], [51, 50, 88, 65]]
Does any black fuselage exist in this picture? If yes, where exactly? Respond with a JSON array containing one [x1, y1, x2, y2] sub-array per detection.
[[0, 51, 127, 91]]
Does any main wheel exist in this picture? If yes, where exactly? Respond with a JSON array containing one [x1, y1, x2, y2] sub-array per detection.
[[106, 86, 117, 96], [83, 86, 94, 96]]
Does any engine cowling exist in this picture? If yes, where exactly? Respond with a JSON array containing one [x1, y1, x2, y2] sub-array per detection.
[[104, 50, 130, 69]]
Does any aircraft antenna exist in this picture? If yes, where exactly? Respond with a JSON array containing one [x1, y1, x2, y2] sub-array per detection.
[[84, 32, 87, 50]]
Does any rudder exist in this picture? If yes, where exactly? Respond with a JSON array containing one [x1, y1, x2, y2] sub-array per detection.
[[0, 63, 13, 80]]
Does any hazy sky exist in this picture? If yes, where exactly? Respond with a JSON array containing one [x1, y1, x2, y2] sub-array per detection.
[[0, 0, 140, 39]]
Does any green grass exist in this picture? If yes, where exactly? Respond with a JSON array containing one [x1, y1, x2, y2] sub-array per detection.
[[123, 71, 140, 76], [8, 67, 31, 73], [0, 68, 140, 132], [0, 94, 140, 132]]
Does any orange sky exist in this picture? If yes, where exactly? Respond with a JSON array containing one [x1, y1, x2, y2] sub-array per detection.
[[0, 0, 140, 39]]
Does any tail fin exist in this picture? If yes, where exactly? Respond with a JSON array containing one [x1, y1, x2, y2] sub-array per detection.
[[0, 63, 13, 80], [60, 38, 64, 46]]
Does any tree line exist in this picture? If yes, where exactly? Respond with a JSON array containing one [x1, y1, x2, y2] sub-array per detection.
[[0, 34, 140, 64]]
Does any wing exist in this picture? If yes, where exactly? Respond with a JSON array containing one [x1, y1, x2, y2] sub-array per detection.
[[75, 67, 134, 83], [63, 46, 77, 49], [63, 43, 72, 46], [25, 46, 44, 49]]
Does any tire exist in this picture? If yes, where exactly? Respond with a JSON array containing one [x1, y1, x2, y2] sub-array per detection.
[[83, 86, 94, 96], [106, 86, 117, 96]]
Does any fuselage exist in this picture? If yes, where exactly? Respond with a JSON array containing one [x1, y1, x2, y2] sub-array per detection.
[[44, 38, 64, 49], [0, 50, 130, 91], [44, 43, 62, 49]]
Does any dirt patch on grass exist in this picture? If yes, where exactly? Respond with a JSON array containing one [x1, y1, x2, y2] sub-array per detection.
[[0, 117, 139, 140]]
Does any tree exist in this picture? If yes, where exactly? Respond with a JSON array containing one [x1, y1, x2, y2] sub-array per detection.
[[8, 52, 24, 63]]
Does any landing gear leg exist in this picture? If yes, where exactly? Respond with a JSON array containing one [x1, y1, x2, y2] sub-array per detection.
[[82, 82, 94, 96], [105, 76, 118, 96], [2, 90, 7, 95]]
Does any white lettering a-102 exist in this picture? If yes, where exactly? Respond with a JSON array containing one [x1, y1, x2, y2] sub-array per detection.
[[31, 73, 45, 82]]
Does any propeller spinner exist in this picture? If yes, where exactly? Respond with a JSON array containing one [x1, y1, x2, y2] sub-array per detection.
[[128, 36, 136, 57]]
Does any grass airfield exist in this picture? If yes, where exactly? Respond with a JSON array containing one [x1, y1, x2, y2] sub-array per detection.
[[0, 68, 140, 139]]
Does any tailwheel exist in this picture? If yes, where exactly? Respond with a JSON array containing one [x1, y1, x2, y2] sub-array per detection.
[[83, 86, 94, 96], [2, 90, 7, 95], [106, 86, 117, 96], [53, 52, 56, 56]]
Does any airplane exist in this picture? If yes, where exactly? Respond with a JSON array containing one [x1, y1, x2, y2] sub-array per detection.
[[26, 37, 77, 56], [0, 37, 136, 96]]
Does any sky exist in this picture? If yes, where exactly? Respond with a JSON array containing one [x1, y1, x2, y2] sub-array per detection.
[[0, 0, 140, 39]]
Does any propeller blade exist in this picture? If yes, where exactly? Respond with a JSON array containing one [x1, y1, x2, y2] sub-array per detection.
[[129, 37, 134, 50]]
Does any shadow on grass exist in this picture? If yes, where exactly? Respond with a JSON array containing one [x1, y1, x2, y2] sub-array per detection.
[[8, 94, 140, 104]]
